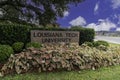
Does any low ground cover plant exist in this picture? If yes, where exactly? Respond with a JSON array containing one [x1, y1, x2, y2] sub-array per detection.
[[0, 43, 120, 77]]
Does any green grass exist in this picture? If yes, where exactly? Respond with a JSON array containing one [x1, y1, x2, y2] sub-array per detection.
[[109, 43, 120, 47], [1, 65, 120, 80]]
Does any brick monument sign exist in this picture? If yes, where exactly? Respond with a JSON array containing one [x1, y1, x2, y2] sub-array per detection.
[[31, 30, 79, 43]]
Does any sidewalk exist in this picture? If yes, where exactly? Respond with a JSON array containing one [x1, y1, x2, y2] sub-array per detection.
[[94, 36, 120, 44]]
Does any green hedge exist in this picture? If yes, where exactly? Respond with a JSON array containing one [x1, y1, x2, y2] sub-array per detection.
[[0, 24, 95, 45], [0, 23, 31, 45], [70, 27, 95, 44]]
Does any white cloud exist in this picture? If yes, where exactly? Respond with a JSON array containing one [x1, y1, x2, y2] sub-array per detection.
[[115, 14, 120, 25], [113, 14, 118, 19], [86, 23, 99, 31], [111, 14, 120, 25], [63, 11, 69, 17], [69, 16, 86, 26], [94, 2, 99, 15], [70, 16, 117, 31], [116, 28, 120, 31], [111, 0, 120, 9], [86, 19, 116, 31]]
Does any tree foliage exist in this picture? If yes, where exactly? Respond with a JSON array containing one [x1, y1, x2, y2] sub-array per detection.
[[0, 0, 84, 25]]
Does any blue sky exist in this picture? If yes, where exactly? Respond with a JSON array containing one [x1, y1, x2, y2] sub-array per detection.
[[57, 0, 120, 31]]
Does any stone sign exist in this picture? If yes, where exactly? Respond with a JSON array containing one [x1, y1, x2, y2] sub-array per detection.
[[31, 30, 79, 43]]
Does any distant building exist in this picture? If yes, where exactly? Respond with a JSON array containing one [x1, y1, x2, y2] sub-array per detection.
[[96, 31, 120, 37]]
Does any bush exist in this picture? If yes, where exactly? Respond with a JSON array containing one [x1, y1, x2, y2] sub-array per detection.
[[93, 40, 109, 47], [83, 40, 109, 50], [0, 45, 14, 63], [97, 45, 108, 51], [26, 42, 42, 48], [12, 42, 24, 52], [70, 27, 95, 45], [0, 24, 95, 45], [1, 43, 120, 76], [84, 42, 94, 47], [0, 23, 31, 45]]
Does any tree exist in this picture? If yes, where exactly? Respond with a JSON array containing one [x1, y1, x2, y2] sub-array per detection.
[[0, 0, 84, 26]]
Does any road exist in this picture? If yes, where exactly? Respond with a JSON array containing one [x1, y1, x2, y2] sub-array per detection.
[[95, 36, 120, 44]]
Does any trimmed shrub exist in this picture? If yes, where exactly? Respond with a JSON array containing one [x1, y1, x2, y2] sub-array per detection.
[[84, 42, 94, 47], [97, 45, 108, 51], [83, 41, 109, 47], [0, 24, 95, 45], [12, 42, 24, 52], [0, 23, 31, 45], [93, 40, 109, 47], [83, 40, 109, 50], [26, 42, 42, 48], [70, 27, 95, 45], [0, 45, 14, 63]]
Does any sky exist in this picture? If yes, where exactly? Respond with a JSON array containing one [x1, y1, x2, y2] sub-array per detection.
[[57, 0, 120, 31]]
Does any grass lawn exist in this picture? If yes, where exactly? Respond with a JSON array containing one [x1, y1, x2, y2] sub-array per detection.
[[109, 43, 120, 46], [0, 65, 120, 80]]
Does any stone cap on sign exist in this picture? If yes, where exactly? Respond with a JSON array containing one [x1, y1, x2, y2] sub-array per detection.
[[31, 30, 80, 43]]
